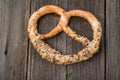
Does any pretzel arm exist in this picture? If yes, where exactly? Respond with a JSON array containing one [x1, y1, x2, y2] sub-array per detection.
[[64, 26, 90, 46], [42, 24, 62, 38]]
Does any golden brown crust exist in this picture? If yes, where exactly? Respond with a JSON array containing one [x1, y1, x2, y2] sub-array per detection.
[[28, 5, 102, 65]]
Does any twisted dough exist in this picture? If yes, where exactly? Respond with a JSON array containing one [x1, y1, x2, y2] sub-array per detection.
[[28, 5, 102, 65], [28, 5, 68, 39]]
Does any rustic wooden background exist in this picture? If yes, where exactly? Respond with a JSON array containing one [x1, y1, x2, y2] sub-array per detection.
[[0, 0, 120, 80]]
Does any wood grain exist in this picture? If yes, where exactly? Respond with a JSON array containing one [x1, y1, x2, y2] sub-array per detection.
[[0, 0, 5, 79], [106, 0, 120, 80], [0, 0, 30, 80]]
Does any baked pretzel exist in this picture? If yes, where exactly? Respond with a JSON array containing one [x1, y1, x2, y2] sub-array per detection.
[[28, 5, 102, 65]]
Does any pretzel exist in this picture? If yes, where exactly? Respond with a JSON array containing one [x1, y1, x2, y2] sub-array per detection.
[[28, 5, 102, 65]]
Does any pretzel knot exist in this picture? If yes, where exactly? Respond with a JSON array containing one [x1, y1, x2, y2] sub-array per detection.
[[28, 5, 102, 65]]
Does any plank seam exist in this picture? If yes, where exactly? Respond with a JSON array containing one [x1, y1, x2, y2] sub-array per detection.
[[104, 0, 106, 80], [26, 0, 32, 80]]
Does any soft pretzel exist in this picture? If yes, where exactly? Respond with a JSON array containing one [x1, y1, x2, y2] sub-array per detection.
[[28, 5, 102, 65]]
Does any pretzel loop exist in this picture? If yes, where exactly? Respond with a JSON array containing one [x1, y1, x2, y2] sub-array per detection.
[[61, 10, 101, 46], [28, 5, 102, 65], [28, 5, 68, 39]]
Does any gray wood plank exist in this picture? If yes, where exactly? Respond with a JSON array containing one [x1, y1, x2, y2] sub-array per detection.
[[66, 0, 105, 80], [106, 0, 120, 80], [0, 0, 5, 80], [27, 0, 105, 80], [0, 0, 30, 80], [27, 0, 66, 80]]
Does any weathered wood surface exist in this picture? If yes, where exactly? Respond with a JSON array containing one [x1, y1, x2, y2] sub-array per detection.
[[0, 0, 30, 80], [106, 0, 120, 80], [0, 0, 120, 80]]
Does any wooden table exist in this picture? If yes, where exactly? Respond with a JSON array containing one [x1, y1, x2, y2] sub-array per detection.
[[0, 0, 120, 80]]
